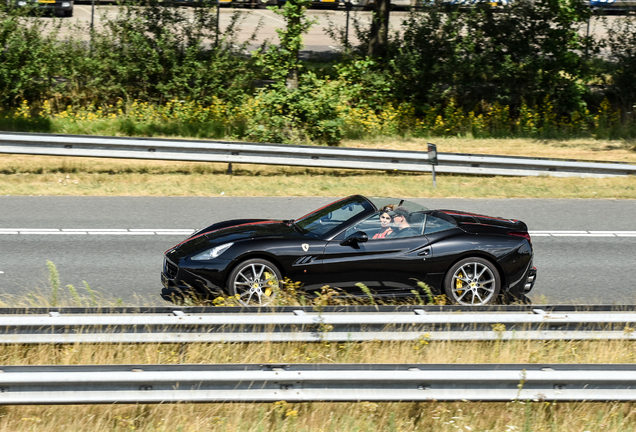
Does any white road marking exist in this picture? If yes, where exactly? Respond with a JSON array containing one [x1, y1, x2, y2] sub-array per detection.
[[0, 229, 195, 235], [0, 229, 634, 237], [529, 231, 636, 237]]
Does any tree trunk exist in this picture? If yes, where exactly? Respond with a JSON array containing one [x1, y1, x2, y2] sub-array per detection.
[[285, 3, 302, 90], [368, 0, 391, 57], [286, 69, 299, 90]]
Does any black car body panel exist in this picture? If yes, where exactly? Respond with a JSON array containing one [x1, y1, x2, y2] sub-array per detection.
[[162, 195, 536, 304]]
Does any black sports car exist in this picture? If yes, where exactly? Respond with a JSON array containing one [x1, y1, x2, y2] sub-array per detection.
[[161, 195, 536, 306]]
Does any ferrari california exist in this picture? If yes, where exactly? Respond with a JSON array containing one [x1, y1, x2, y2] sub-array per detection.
[[161, 195, 536, 306]]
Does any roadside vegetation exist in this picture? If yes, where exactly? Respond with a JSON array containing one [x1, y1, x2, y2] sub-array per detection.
[[1, 264, 636, 430], [2, 399, 636, 431], [2, 1, 636, 429], [2, 0, 636, 146]]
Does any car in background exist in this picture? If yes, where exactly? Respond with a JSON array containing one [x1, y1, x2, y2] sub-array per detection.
[[13, 0, 73, 17], [589, 0, 636, 11], [161, 195, 536, 306], [214, 0, 338, 8]]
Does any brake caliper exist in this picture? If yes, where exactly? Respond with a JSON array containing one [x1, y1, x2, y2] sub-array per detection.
[[456, 272, 464, 290]]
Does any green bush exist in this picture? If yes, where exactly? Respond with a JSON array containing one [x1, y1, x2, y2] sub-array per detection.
[[246, 74, 344, 145], [0, 7, 65, 107], [390, 0, 595, 118], [2, 0, 636, 142]]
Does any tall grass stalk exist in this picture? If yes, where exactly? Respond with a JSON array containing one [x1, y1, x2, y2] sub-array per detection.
[[46, 260, 60, 307], [66, 284, 83, 306], [356, 282, 376, 306], [83, 281, 98, 307]]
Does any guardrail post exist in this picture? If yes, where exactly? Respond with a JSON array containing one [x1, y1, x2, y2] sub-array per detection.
[[427, 143, 438, 188]]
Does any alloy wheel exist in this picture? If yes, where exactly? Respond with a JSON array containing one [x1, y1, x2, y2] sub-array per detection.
[[449, 261, 498, 305]]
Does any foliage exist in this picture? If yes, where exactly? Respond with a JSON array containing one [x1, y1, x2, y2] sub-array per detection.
[[64, 0, 257, 107], [245, 74, 344, 145], [5, 93, 636, 141], [603, 15, 636, 115], [253, 0, 316, 87], [390, 0, 595, 118], [0, 7, 64, 107], [333, 58, 393, 111], [2, 2, 636, 142]]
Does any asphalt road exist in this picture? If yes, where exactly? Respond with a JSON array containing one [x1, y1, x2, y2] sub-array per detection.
[[1, 196, 635, 305], [50, 6, 616, 54]]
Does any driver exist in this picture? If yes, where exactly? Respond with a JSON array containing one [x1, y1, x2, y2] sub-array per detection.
[[386, 206, 419, 238]]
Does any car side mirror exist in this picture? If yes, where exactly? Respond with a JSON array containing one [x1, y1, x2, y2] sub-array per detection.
[[340, 231, 368, 246]]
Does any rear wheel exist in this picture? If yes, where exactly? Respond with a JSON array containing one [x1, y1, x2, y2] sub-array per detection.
[[444, 257, 501, 305], [227, 258, 281, 306]]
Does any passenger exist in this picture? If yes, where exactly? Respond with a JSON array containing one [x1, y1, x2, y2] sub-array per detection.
[[372, 207, 394, 239], [386, 206, 419, 238]]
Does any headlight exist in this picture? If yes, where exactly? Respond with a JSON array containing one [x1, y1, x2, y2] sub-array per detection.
[[62, 2, 70, 6], [191, 242, 234, 261]]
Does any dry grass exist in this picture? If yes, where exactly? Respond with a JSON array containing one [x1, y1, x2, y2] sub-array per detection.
[[1, 137, 635, 198], [0, 339, 636, 431], [1, 158, 636, 199], [0, 282, 634, 431], [1, 138, 635, 429], [349, 136, 636, 163], [2, 400, 636, 432], [1, 338, 635, 367]]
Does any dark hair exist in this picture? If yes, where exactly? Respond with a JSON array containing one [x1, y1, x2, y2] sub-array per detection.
[[390, 206, 410, 220]]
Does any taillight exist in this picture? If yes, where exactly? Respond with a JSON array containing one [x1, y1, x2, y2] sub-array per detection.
[[509, 231, 531, 243]]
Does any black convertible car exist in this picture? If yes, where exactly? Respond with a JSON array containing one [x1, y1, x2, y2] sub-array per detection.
[[161, 195, 536, 306]]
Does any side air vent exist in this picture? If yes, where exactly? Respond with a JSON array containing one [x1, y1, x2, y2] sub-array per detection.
[[293, 256, 318, 266]]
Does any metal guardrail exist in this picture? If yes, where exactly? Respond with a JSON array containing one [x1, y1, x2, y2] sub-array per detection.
[[0, 363, 635, 403], [0, 132, 634, 178], [2, 306, 636, 343]]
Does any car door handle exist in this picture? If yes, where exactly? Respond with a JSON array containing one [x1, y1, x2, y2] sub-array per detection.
[[418, 248, 430, 256]]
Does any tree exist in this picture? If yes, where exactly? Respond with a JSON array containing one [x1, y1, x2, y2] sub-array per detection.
[[368, 0, 391, 57], [255, 0, 316, 89]]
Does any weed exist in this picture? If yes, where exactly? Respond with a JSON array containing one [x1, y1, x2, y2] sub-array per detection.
[[416, 281, 435, 305], [47, 260, 60, 307], [355, 282, 376, 306]]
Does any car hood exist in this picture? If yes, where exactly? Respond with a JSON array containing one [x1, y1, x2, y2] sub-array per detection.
[[169, 220, 297, 256], [191, 219, 279, 237]]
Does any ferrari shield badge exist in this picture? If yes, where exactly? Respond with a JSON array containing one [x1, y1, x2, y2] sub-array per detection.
[[301, 243, 309, 252]]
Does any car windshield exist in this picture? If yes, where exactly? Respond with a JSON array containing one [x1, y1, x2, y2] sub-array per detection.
[[367, 197, 430, 213], [294, 195, 374, 238]]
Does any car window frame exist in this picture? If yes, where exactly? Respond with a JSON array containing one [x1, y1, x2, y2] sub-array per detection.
[[293, 195, 376, 240], [423, 212, 458, 235]]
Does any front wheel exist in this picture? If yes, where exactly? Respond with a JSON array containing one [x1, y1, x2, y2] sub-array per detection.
[[443, 257, 501, 305], [227, 258, 281, 306]]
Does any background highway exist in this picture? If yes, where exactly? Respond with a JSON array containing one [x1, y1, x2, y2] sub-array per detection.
[[48, 6, 614, 54], [1, 196, 634, 305]]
